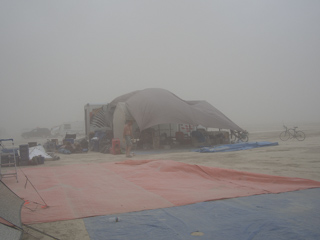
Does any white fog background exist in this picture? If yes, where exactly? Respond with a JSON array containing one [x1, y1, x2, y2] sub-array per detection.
[[1, 1, 320, 138]]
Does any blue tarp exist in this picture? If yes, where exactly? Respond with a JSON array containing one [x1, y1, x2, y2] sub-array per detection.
[[84, 188, 320, 240], [195, 141, 279, 153]]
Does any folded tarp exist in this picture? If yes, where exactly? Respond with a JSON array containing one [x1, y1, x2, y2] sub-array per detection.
[[84, 188, 320, 240], [195, 141, 279, 153]]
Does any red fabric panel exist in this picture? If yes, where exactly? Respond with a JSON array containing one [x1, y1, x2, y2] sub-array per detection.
[[3, 160, 320, 224], [110, 160, 320, 205], [4, 163, 173, 224]]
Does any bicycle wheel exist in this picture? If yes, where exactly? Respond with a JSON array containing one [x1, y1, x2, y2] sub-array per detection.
[[295, 131, 305, 141], [279, 131, 290, 141], [242, 135, 249, 142]]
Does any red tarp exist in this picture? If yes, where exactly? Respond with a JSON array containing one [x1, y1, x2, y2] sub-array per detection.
[[3, 160, 320, 224]]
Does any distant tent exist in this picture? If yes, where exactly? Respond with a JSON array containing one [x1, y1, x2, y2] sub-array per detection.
[[0, 180, 24, 240]]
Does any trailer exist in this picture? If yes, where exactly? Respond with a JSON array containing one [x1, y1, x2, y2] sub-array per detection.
[[51, 121, 85, 137]]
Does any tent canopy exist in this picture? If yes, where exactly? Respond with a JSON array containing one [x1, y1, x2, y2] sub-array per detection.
[[0, 180, 24, 240], [109, 88, 243, 131]]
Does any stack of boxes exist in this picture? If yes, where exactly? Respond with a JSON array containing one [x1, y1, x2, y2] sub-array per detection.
[[19, 144, 29, 166]]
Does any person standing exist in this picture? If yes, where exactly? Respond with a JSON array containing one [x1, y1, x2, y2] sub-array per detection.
[[123, 120, 134, 157]]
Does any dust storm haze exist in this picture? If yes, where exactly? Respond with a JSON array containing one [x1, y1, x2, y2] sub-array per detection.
[[1, 1, 320, 138]]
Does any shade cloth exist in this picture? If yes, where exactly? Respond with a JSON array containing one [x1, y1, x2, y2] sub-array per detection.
[[110, 88, 243, 131]]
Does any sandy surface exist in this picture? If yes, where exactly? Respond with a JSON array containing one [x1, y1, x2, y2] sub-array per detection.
[[10, 124, 320, 239]]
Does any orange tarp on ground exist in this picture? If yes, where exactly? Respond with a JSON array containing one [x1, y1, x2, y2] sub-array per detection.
[[3, 160, 320, 224]]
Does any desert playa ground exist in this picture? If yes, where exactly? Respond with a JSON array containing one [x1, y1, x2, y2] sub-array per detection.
[[13, 123, 320, 239]]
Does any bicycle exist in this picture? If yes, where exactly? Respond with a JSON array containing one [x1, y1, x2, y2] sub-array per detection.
[[279, 125, 305, 141], [230, 130, 249, 143]]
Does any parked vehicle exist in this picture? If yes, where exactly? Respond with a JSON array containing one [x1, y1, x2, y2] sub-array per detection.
[[21, 128, 51, 139]]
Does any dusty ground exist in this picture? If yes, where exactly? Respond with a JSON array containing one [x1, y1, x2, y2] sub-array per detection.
[[11, 124, 320, 239]]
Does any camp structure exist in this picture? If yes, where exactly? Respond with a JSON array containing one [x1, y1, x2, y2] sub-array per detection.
[[108, 88, 243, 147]]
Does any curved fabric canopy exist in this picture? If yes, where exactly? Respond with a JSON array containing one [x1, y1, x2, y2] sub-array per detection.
[[110, 88, 243, 131]]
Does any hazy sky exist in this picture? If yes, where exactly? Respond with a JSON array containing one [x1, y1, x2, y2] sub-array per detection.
[[1, 1, 319, 135]]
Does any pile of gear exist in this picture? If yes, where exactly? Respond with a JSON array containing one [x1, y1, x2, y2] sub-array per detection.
[[89, 130, 113, 154], [43, 134, 89, 155]]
